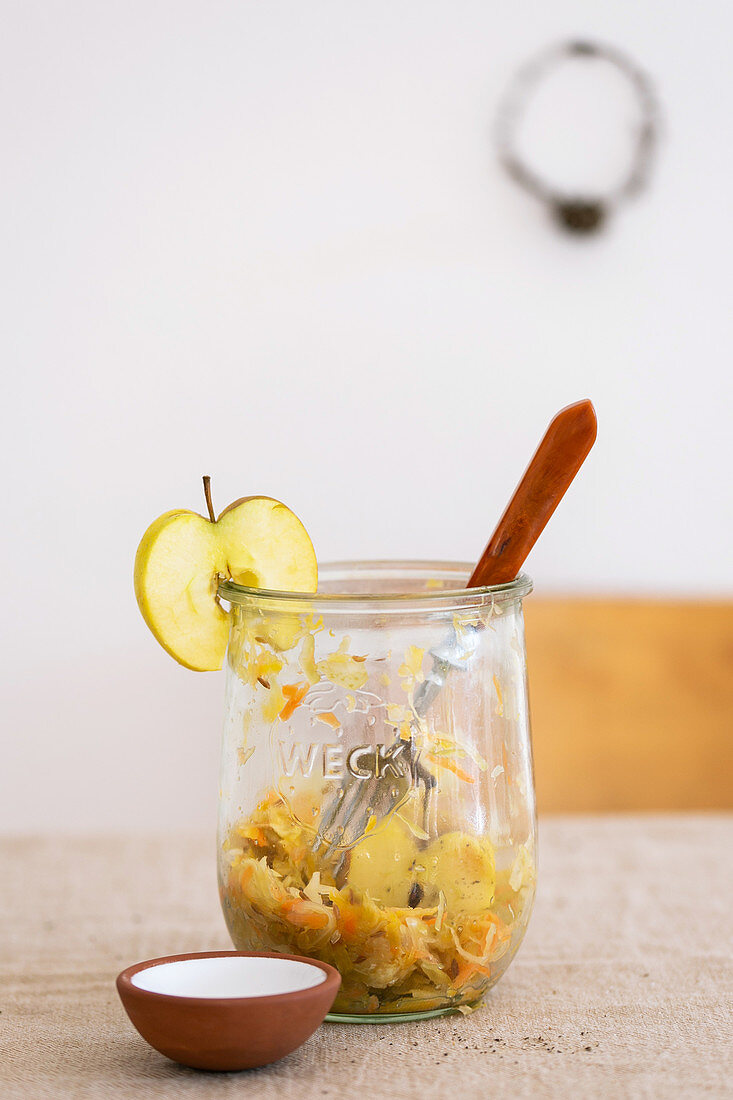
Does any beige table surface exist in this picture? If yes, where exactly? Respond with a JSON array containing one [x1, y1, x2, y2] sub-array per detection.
[[1, 816, 731, 1099]]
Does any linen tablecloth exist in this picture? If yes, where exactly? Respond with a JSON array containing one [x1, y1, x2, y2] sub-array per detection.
[[1, 816, 731, 1098]]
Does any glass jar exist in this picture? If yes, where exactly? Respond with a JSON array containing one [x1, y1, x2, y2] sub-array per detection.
[[217, 562, 536, 1021]]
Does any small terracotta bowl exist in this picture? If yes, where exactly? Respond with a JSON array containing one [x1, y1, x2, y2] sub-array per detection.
[[116, 950, 340, 1071]]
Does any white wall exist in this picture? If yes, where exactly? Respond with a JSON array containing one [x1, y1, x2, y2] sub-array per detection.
[[1, 1, 731, 832]]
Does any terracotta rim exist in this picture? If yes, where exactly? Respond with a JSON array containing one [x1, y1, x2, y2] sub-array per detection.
[[116, 950, 341, 1009]]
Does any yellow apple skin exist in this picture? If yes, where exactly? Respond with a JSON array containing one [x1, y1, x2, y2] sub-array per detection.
[[134, 497, 317, 672]]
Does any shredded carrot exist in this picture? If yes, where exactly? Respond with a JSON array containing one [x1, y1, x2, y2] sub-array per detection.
[[454, 960, 492, 986], [279, 682, 309, 721], [256, 790, 278, 812], [280, 898, 330, 929], [426, 753, 475, 784], [339, 913, 358, 937], [301, 911, 330, 930], [493, 675, 504, 716], [240, 826, 268, 847], [336, 904, 359, 937], [316, 711, 340, 729]]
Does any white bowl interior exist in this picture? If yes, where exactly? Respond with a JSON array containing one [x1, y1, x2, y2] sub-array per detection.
[[130, 956, 327, 999]]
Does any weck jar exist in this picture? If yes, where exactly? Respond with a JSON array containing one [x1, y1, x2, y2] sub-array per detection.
[[217, 561, 537, 1021]]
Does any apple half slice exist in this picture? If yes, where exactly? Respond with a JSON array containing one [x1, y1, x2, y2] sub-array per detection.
[[134, 490, 317, 671]]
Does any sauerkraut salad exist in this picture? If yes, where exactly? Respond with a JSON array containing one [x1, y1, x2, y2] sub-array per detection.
[[220, 792, 535, 1016]]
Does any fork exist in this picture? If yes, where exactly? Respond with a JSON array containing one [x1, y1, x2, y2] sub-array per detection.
[[312, 399, 597, 868]]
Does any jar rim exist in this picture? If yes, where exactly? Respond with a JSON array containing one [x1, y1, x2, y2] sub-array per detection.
[[218, 560, 533, 608]]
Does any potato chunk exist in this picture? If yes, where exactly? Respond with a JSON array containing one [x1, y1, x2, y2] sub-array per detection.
[[347, 817, 419, 906], [422, 832, 495, 914]]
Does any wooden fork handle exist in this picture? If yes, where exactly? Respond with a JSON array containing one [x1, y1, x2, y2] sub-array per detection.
[[467, 399, 597, 588]]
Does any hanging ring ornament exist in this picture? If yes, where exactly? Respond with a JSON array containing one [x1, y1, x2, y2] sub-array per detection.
[[495, 40, 659, 234]]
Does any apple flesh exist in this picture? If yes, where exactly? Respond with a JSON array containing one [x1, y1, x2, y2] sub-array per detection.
[[134, 495, 317, 671]]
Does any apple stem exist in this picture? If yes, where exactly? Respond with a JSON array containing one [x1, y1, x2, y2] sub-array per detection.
[[202, 476, 216, 523]]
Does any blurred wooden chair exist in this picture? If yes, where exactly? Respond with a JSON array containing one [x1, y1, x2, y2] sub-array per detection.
[[525, 599, 733, 812]]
